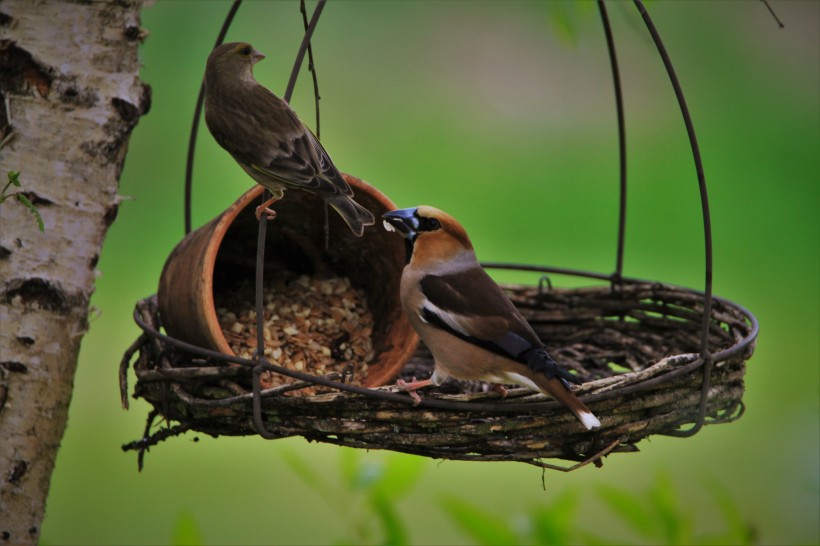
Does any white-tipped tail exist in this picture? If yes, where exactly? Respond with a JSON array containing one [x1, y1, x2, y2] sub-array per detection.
[[579, 411, 601, 431]]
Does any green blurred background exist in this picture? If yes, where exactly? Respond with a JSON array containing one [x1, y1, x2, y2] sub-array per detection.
[[39, 1, 818, 544]]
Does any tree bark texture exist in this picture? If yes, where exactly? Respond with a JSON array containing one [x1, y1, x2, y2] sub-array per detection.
[[0, 1, 148, 543]]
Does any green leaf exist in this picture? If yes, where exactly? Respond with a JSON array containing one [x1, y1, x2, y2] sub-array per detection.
[[597, 485, 658, 539], [1, 170, 21, 202], [701, 480, 756, 545], [16, 193, 45, 232], [649, 473, 692, 545], [280, 447, 328, 497], [1, 172, 44, 232], [575, 530, 628, 546], [339, 446, 361, 489], [441, 495, 520, 546], [529, 490, 578, 545], [340, 446, 384, 490], [371, 490, 408, 546], [170, 510, 204, 546], [607, 361, 632, 374], [372, 453, 426, 500], [544, 1, 595, 46]]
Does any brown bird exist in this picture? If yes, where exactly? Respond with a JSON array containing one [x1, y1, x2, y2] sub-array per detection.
[[383, 206, 601, 430], [204, 41, 375, 236]]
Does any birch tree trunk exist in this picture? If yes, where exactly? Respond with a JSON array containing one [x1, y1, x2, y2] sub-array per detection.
[[0, 1, 148, 542]]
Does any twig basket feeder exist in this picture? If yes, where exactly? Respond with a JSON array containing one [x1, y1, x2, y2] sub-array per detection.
[[120, 1, 759, 470]]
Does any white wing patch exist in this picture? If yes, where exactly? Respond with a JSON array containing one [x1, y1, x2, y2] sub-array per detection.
[[419, 299, 472, 338], [500, 372, 540, 393]]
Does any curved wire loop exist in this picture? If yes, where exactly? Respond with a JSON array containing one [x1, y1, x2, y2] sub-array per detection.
[[597, 0, 628, 288], [631, 0, 714, 437], [178, 1, 724, 442], [184, 0, 243, 235]]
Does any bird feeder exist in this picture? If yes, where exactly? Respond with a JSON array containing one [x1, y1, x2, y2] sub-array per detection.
[[120, 0, 758, 471]]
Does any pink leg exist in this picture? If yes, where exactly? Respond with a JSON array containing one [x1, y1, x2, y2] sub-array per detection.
[[255, 195, 280, 221], [396, 377, 433, 404], [491, 383, 509, 399]]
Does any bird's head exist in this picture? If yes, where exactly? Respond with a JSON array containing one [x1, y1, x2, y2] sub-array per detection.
[[383, 206, 474, 268], [206, 41, 266, 83]]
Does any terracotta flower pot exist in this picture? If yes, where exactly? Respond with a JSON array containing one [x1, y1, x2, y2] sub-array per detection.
[[157, 174, 417, 388]]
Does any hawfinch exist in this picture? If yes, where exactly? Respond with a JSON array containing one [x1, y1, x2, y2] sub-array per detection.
[[383, 206, 601, 430], [204, 42, 375, 236]]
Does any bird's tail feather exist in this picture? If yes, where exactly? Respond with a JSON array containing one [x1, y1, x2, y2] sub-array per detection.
[[534, 375, 601, 430], [527, 350, 601, 430], [328, 195, 376, 237]]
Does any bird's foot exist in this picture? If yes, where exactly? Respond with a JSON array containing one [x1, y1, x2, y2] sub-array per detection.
[[255, 205, 277, 221], [491, 383, 509, 399], [396, 377, 430, 405]]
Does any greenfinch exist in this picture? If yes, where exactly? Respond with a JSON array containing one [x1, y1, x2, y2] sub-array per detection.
[[204, 42, 375, 236]]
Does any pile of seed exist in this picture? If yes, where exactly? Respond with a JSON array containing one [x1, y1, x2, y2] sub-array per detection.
[[215, 275, 375, 395]]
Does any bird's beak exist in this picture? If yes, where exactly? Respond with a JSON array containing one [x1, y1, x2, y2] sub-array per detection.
[[251, 49, 265, 65], [383, 207, 420, 241]]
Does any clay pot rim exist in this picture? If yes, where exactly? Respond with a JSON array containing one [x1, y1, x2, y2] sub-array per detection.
[[196, 173, 400, 359]]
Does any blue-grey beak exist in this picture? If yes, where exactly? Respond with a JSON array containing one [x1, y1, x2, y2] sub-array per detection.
[[382, 207, 420, 241]]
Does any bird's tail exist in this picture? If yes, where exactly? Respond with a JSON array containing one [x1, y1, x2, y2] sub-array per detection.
[[328, 194, 376, 237], [527, 349, 601, 430]]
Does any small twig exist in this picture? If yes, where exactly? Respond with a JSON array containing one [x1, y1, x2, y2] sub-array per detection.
[[761, 0, 785, 28], [217, 379, 247, 397], [260, 372, 343, 395], [708, 400, 745, 425], [121, 410, 192, 471], [0, 94, 13, 150], [525, 436, 625, 473], [581, 353, 697, 395], [135, 365, 249, 382], [119, 334, 146, 409]]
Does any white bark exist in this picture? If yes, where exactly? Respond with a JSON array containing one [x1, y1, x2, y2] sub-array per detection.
[[0, 1, 148, 543]]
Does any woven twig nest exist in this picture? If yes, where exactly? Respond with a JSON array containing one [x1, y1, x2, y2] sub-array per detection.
[[122, 276, 756, 469]]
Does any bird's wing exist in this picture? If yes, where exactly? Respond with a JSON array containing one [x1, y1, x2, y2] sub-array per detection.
[[418, 268, 543, 362], [419, 268, 580, 385], [249, 102, 352, 197]]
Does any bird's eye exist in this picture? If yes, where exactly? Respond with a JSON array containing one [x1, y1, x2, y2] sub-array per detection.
[[240, 46, 252, 55], [425, 218, 441, 231]]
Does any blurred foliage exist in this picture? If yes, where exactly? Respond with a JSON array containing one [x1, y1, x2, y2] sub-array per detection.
[[201, 449, 756, 546], [596, 473, 755, 545], [543, 1, 596, 45], [444, 472, 755, 546], [278, 447, 426, 545], [170, 510, 204, 546]]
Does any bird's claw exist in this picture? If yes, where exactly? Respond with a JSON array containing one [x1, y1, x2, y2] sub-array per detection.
[[396, 378, 423, 405], [255, 206, 277, 221], [491, 383, 509, 399]]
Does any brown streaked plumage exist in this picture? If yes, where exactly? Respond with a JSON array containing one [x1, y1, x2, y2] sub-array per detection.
[[203, 41, 375, 236], [382, 205, 601, 430]]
